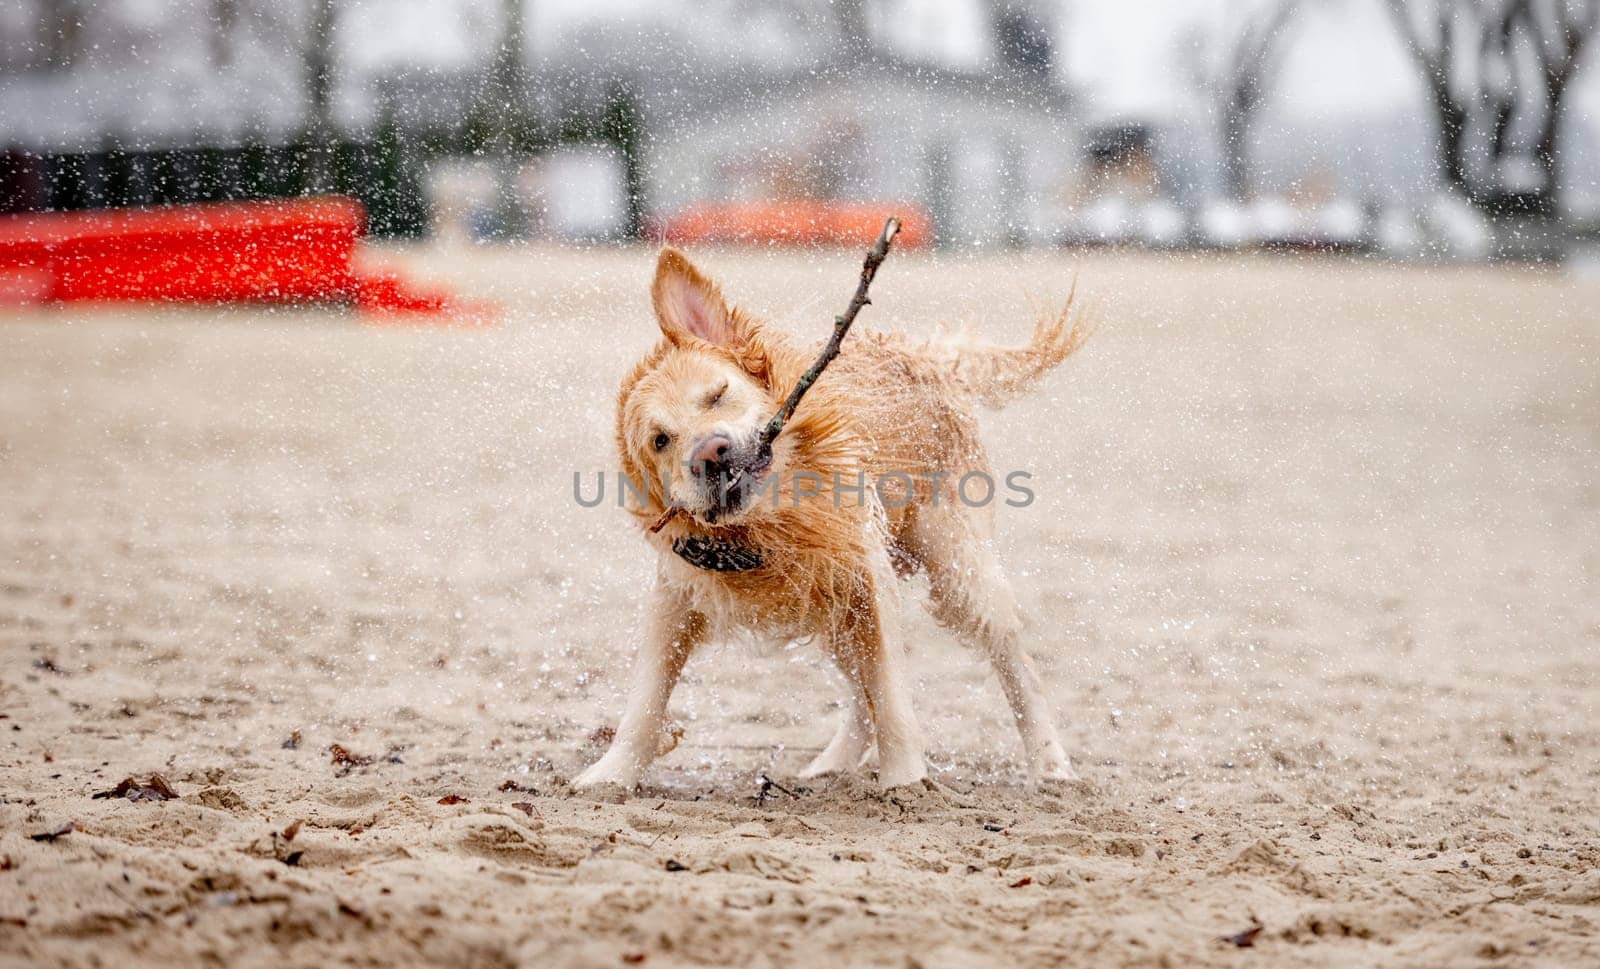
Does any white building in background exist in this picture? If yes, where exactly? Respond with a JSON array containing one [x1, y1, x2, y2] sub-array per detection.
[[427, 146, 629, 243], [640, 60, 1078, 247]]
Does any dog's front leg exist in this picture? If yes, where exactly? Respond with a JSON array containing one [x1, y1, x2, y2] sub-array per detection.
[[799, 681, 873, 778], [573, 589, 706, 791], [822, 578, 927, 789]]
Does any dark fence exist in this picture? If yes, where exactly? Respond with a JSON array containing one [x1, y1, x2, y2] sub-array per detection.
[[1, 134, 428, 238], [1, 82, 647, 241]]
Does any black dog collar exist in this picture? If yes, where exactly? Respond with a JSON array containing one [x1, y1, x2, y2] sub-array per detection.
[[671, 535, 763, 572]]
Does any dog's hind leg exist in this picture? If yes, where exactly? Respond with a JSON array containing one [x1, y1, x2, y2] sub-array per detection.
[[980, 615, 1075, 783], [573, 587, 706, 791], [910, 508, 1075, 783], [819, 576, 926, 789]]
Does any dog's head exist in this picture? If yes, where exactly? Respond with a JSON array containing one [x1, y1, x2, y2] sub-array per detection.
[[617, 249, 785, 527]]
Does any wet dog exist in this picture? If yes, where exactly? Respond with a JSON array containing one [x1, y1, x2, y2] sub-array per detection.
[[574, 248, 1090, 790]]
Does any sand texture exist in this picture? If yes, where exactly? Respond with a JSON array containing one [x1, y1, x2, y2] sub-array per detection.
[[2, 246, 1598, 967]]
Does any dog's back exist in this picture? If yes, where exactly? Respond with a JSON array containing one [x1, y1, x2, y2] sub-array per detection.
[[825, 298, 1092, 535]]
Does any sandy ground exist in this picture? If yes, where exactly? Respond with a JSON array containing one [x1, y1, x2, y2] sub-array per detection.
[[1, 244, 1597, 968]]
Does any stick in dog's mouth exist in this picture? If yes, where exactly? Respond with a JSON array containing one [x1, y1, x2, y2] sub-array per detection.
[[704, 450, 772, 524], [648, 217, 902, 539], [721, 447, 771, 497]]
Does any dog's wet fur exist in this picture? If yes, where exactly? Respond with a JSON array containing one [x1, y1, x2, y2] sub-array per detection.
[[574, 247, 1091, 791]]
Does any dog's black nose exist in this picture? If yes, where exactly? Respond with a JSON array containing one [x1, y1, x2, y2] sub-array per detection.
[[689, 435, 733, 476]]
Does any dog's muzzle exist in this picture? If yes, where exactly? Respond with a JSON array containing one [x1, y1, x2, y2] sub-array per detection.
[[689, 434, 771, 525]]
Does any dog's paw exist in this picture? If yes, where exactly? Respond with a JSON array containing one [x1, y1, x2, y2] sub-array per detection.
[[572, 752, 643, 794], [876, 756, 928, 790], [1032, 745, 1079, 785], [797, 760, 841, 780], [571, 779, 632, 803], [799, 746, 867, 779]]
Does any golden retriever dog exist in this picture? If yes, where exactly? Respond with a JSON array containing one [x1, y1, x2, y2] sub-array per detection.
[[574, 247, 1090, 791]]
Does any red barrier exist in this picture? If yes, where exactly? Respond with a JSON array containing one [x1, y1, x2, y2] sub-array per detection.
[[0, 197, 491, 324], [653, 200, 932, 249]]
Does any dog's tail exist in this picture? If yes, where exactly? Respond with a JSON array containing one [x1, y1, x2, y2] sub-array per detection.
[[934, 288, 1094, 409]]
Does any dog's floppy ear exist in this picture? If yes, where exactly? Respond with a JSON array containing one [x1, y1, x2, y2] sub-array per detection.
[[651, 247, 740, 348]]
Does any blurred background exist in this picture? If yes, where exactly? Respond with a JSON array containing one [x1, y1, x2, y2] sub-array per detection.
[[2, 0, 1599, 262]]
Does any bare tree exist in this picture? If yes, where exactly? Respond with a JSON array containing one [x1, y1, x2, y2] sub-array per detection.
[[300, 0, 337, 194], [988, 0, 1056, 75], [486, 0, 530, 237], [1182, 1, 1305, 201], [223, 0, 342, 193], [1385, 0, 1599, 217], [209, 0, 239, 67], [831, 0, 874, 56], [39, 0, 86, 70]]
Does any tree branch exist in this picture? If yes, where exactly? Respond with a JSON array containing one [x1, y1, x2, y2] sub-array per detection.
[[1386, 0, 1454, 91], [756, 217, 901, 453]]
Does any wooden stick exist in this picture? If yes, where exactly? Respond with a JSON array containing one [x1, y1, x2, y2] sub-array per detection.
[[648, 505, 678, 533], [650, 216, 902, 534], [758, 216, 901, 453]]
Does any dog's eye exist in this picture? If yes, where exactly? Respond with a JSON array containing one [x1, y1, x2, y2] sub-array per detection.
[[653, 432, 671, 452], [706, 383, 727, 408]]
